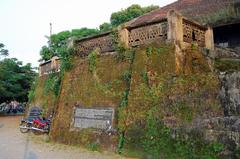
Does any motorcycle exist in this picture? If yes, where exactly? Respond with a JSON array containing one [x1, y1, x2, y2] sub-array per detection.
[[19, 116, 39, 133], [19, 106, 42, 133], [31, 117, 51, 134]]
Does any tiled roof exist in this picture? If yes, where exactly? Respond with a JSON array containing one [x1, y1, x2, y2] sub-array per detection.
[[126, 0, 237, 28]]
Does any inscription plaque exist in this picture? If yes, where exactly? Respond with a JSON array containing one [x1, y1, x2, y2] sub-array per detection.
[[73, 107, 114, 130]]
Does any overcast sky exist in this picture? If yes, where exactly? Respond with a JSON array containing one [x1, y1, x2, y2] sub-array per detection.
[[0, 0, 176, 67]]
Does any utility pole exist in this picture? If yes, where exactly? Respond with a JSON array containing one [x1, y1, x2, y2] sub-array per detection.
[[50, 23, 52, 37], [49, 23, 52, 47]]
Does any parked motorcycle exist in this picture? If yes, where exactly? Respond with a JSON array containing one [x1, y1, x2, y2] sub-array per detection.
[[31, 117, 51, 134], [19, 117, 37, 133], [19, 106, 42, 133]]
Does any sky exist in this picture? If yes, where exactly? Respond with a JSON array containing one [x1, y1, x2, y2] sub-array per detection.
[[0, 0, 176, 67]]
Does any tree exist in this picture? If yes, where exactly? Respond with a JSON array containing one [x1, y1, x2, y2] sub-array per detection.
[[99, 23, 112, 32], [40, 46, 54, 62], [0, 43, 9, 57], [39, 28, 100, 61], [142, 5, 160, 13], [110, 4, 159, 27], [0, 58, 36, 103], [39, 4, 159, 61], [0, 43, 36, 103], [71, 28, 99, 38]]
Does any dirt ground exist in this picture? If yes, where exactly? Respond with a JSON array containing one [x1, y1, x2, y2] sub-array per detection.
[[0, 116, 129, 159]]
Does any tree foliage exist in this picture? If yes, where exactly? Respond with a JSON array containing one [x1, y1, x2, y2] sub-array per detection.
[[0, 43, 36, 103], [71, 28, 99, 38], [110, 4, 159, 27], [0, 58, 36, 103], [99, 23, 113, 32], [40, 46, 54, 61], [99, 4, 159, 32], [39, 28, 100, 62], [39, 4, 159, 61], [0, 43, 9, 57]]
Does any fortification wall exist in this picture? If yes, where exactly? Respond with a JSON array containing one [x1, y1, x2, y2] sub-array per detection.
[[50, 54, 130, 150], [33, 10, 240, 157], [48, 41, 227, 155]]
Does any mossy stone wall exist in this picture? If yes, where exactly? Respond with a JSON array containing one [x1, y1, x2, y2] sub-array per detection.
[[29, 76, 57, 116], [35, 42, 226, 157], [123, 43, 223, 155], [50, 54, 130, 150]]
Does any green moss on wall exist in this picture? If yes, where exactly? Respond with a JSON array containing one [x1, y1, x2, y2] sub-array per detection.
[[43, 41, 224, 158], [28, 75, 57, 116], [122, 43, 223, 158], [215, 58, 240, 72], [50, 54, 129, 149]]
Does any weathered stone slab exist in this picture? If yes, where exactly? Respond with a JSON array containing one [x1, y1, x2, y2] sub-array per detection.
[[219, 72, 240, 116], [73, 107, 114, 130]]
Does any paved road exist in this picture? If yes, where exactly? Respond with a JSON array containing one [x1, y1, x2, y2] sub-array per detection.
[[0, 116, 128, 159]]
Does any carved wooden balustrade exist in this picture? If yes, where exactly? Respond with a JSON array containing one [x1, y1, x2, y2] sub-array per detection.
[[128, 21, 168, 47], [75, 32, 114, 57], [183, 19, 206, 47]]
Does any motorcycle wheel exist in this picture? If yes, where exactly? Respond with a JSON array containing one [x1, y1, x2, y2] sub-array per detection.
[[19, 122, 30, 133], [31, 124, 42, 135]]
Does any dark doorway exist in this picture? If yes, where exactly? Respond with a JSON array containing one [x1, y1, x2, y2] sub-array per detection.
[[213, 22, 240, 48], [192, 31, 196, 41]]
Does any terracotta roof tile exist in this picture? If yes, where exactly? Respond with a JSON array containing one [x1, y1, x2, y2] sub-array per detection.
[[126, 0, 237, 28]]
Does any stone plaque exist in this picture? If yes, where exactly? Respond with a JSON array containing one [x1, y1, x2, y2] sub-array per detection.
[[73, 107, 114, 130]]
